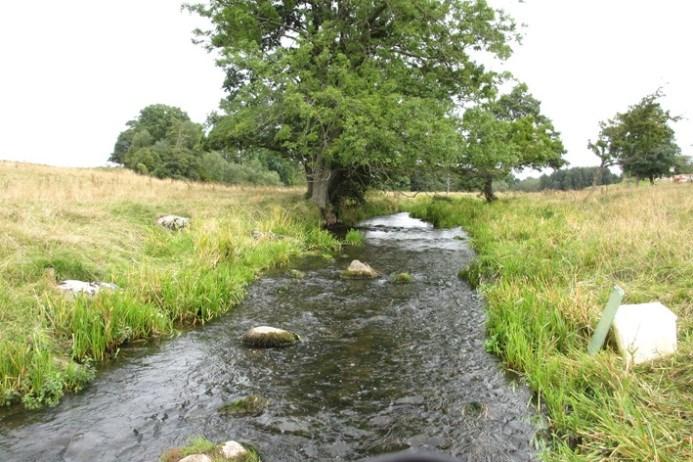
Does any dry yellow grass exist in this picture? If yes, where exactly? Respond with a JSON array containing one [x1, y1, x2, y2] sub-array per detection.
[[0, 161, 335, 408]]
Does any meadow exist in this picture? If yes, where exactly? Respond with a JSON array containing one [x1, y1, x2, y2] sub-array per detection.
[[405, 183, 692, 461], [0, 161, 340, 409], [2, 162, 691, 461]]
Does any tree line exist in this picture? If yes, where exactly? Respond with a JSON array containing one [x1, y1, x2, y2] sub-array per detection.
[[109, 1, 689, 223], [109, 104, 303, 186]]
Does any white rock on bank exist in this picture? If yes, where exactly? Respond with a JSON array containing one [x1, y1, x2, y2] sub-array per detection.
[[612, 302, 678, 365], [220, 440, 248, 460], [157, 215, 190, 230], [178, 454, 212, 462], [57, 280, 118, 296]]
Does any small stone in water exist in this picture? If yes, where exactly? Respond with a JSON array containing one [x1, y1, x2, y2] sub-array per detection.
[[241, 326, 300, 348]]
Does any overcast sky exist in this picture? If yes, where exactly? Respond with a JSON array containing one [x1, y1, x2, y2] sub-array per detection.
[[1, 1, 691, 169]]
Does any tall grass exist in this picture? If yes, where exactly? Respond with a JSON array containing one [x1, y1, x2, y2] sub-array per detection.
[[0, 161, 338, 408], [405, 184, 692, 461]]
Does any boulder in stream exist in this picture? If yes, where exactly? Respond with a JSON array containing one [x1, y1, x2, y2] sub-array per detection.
[[241, 326, 300, 348], [57, 280, 118, 296], [157, 215, 190, 231], [342, 260, 379, 279]]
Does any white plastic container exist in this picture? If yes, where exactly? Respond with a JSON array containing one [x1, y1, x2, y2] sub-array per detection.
[[612, 302, 678, 365]]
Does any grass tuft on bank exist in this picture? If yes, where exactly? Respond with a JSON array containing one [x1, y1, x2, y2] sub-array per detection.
[[405, 184, 692, 461], [0, 162, 339, 409]]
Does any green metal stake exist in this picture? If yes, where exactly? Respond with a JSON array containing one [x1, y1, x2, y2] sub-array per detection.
[[587, 286, 625, 356]]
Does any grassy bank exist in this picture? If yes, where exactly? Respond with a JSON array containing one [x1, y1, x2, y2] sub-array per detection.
[[0, 162, 340, 409], [405, 184, 692, 461]]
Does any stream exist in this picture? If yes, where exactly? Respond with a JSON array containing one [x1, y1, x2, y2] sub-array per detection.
[[0, 213, 537, 462]]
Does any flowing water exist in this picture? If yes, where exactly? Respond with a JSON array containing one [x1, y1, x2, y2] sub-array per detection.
[[0, 213, 537, 462]]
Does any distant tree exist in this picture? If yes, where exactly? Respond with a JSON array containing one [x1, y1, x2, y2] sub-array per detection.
[[596, 92, 681, 184], [110, 105, 193, 164], [587, 122, 619, 186], [458, 84, 566, 201], [536, 166, 620, 191], [188, 0, 518, 224], [672, 154, 693, 174]]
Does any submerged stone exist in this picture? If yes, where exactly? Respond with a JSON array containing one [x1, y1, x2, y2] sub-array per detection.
[[57, 280, 118, 296], [342, 260, 379, 279], [219, 395, 268, 417], [241, 326, 300, 348], [157, 215, 190, 230], [613, 302, 678, 365], [288, 269, 305, 279], [220, 440, 248, 460]]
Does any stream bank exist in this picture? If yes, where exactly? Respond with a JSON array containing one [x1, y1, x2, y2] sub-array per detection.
[[0, 213, 536, 462]]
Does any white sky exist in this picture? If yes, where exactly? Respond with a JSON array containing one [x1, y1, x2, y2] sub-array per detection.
[[0, 0, 691, 168]]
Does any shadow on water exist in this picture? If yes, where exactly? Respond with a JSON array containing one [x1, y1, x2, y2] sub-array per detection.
[[0, 213, 537, 462]]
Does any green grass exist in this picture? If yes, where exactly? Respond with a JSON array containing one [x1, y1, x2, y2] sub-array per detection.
[[344, 228, 365, 246], [404, 184, 692, 461], [160, 436, 262, 462], [391, 272, 413, 284], [0, 162, 339, 409]]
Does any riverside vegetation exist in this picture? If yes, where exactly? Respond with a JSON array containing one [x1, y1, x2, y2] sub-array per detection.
[[0, 161, 341, 409], [2, 161, 691, 461], [404, 183, 692, 461]]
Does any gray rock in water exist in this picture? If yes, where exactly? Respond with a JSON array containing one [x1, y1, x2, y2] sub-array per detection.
[[178, 455, 212, 462], [242, 326, 300, 348], [57, 280, 118, 296], [220, 441, 248, 460], [157, 215, 190, 231], [342, 260, 379, 279]]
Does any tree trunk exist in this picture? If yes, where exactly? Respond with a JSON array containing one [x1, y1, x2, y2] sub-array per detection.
[[304, 164, 314, 199], [649, 175, 655, 185], [308, 157, 338, 226], [482, 176, 497, 202], [592, 165, 603, 187]]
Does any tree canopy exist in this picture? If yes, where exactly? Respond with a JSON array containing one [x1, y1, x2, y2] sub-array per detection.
[[457, 83, 565, 201], [188, 0, 519, 223], [591, 92, 681, 184]]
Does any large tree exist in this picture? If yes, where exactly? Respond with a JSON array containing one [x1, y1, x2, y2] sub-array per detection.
[[188, 0, 517, 224], [457, 83, 566, 201], [594, 92, 681, 184]]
